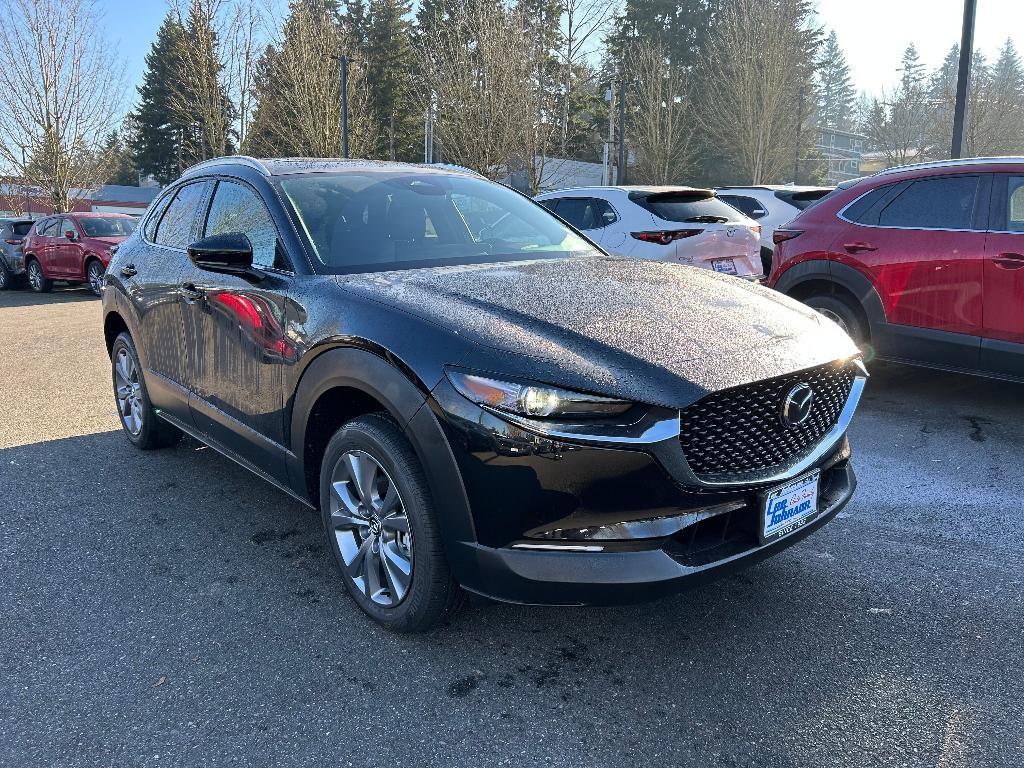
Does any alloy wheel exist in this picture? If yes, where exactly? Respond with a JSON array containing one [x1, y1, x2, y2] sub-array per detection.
[[329, 450, 413, 607], [28, 262, 42, 291], [88, 262, 104, 295], [114, 348, 144, 435]]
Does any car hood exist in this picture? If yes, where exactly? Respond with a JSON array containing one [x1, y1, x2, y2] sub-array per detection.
[[336, 257, 858, 408]]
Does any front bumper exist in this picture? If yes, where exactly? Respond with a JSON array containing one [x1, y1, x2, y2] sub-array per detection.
[[430, 376, 859, 606]]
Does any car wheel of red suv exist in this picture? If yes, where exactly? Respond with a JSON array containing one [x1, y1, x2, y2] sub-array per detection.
[[805, 294, 865, 344], [26, 259, 52, 293]]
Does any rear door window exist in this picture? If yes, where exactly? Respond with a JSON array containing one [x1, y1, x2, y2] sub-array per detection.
[[12, 222, 32, 237], [635, 192, 742, 223], [555, 197, 608, 230], [718, 194, 767, 219], [1002, 176, 1024, 232], [37, 219, 58, 237], [876, 175, 981, 230], [156, 182, 213, 249]]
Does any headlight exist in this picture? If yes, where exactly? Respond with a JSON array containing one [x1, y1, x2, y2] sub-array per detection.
[[446, 371, 632, 419]]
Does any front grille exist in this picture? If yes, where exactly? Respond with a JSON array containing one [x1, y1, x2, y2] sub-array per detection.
[[679, 362, 856, 482]]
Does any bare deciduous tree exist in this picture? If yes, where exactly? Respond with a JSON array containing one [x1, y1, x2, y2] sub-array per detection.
[[627, 41, 693, 184], [699, 0, 819, 184], [247, 0, 375, 157], [415, 0, 557, 192], [0, 0, 124, 212], [558, 0, 615, 152]]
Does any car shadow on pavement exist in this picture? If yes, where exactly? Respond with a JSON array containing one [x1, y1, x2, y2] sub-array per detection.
[[0, 285, 97, 307], [3, 375, 1021, 766]]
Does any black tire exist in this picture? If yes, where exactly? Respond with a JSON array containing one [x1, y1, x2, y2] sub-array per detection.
[[319, 413, 465, 632], [110, 331, 182, 450], [759, 246, 774, 278], [0, 259, 11, 290], [26, 258, 52, 293], [86, 259, 105, 296], [804, 294, 866, 344]]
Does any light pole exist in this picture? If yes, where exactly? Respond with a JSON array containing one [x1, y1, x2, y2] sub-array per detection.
[[617, 75, 626, 185], [950, 0, 978, 159]]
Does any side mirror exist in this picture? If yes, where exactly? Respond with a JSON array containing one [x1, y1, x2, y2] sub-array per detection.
[[187, 233, 255, 275], [64, 229, 77, 241]]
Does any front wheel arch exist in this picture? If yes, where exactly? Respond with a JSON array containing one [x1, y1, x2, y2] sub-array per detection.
[[288, 346, 476, 559]]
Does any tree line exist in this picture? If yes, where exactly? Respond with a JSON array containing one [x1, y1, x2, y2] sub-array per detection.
[[1, 0, 1023, 213]]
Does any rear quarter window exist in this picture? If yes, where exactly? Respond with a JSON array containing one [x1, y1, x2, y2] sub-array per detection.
[[635, 192, 743, 223], [12, 222, 32, 237]]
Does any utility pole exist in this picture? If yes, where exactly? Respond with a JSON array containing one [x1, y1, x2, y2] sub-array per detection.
[[617, 75, 626, 185], [332, 54, 351, 158], [604, 82, 616, 185], [21, 145, 29, 217], [794, 87, 805, 184], [950, 0, 978, 159]]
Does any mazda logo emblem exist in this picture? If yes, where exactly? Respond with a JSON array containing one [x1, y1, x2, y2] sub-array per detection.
[[781, 383, 814, 427]]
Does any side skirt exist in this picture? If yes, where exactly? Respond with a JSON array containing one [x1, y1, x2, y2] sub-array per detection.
[[156, 409, 317, 510]]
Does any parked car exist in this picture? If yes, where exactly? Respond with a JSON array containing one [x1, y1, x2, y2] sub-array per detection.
[[769, 157, 1024, 381], [717, 185, 832, 275], [0, 217, 35, 289], [24, 212, 137, 295], [102, 156, 865, 631], [535, 186, 764, 279]]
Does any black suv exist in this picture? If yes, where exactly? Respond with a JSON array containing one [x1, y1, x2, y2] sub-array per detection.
[[101, 157, 866, 631]]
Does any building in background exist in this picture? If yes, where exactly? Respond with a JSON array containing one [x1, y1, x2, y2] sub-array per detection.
[[0, 181, 160, 218], [815, 127, 866, 184]]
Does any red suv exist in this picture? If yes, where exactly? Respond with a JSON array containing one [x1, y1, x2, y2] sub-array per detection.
[[769, 158, 1024, 381], [24, 212, 137, 296]]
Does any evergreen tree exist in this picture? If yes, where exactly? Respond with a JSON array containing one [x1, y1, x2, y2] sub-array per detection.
[[816, 30, 855, 131], [365, 0, 419, 160], [131, 13, 189, 184], [985, 39, 1024, 154], [102, 129, 139, 186], [606, 0, 716, 71], [176, 0, 237, 164]]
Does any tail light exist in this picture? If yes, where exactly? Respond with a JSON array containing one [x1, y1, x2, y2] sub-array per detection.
[[630, 229, 702, 245], [4, 239, 22, 245], [773, 229, 803, 245]]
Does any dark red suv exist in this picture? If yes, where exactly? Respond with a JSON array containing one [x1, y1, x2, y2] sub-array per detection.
[[24, 212, 137, 296], [769, 158, 1024, 381]]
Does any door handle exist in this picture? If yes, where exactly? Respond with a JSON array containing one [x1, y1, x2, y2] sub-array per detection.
[[843, 242, 877, 254], [993, 253, 1024, 270], [120, 263, 137, 278], [178, 282, 204, 303]]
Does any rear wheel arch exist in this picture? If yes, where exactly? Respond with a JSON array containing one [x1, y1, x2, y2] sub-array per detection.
[[103, 311, 130, 357], [776, 260, 886, 336]]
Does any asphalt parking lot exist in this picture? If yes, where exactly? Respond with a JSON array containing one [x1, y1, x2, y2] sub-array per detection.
[[1, 286, 1022, 768]]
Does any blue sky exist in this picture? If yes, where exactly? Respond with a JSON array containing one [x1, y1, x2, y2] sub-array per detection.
[[102, 0, 1024, 114]]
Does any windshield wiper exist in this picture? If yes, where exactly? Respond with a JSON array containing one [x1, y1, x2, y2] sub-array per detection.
[[683, 215, 729, 224]]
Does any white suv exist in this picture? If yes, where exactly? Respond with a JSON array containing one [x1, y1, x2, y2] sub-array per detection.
[[715, 186, 832, 274], [535, 186, 763, 279]]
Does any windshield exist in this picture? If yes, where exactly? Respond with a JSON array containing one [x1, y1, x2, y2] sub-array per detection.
[[278, 172, 595, 274], [79, 217, 137, 237], [634, 192, 745, 224]]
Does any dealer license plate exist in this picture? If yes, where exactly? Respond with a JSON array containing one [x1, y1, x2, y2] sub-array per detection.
[[762, 471, 820, 542], [711, 258, 738, 275]]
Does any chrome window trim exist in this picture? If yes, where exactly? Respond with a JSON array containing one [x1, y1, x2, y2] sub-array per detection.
[[836, 185, 989, 234], [679, 362, 868, 489]]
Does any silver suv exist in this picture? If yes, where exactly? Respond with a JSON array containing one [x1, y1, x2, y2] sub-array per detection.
[[0, 218, 35, 289]]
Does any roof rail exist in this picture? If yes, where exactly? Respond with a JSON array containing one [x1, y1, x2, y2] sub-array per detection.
[[876, 156, 1024, 176], [422, 162, 483, 177], [182, 155, 271, 177]]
